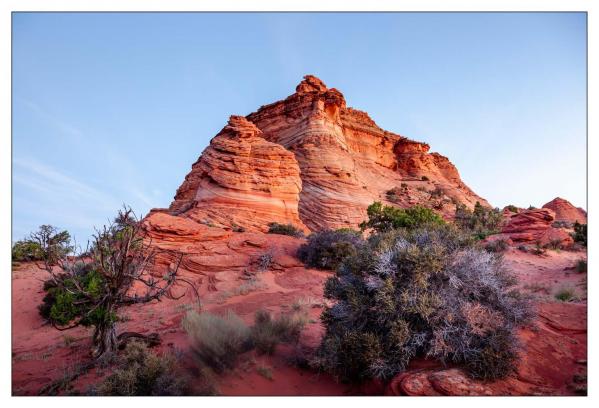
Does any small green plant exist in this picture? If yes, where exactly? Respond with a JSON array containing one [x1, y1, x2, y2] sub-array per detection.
[[485, 239, 509, 253], [454, 202, 503, 240], [93, 341, 194, 396], [231, 223, 246, 233], [386, 187, 402, 203], [531, 241, 546, 256], [545, 239, 562, 250], [63, 335, 77, 347], [555, 286, 577, 302], [257, 365, 274, 380], [528, 205, 537, 210], [359, 202, 445, 233], [267, 223, 304, 238], [505, 205, 518, 213], [572, 222, 587, 246], [429, 186, 445, 199], [576, 259, 587, 273]]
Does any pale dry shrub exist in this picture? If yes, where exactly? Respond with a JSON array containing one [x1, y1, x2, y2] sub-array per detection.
[[183, 310, 251, 372]]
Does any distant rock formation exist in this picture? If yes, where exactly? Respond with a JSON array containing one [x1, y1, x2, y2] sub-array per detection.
[[542, 197, 587, 225], [163, 75, 489, 232], [499, 208, 573, 247]]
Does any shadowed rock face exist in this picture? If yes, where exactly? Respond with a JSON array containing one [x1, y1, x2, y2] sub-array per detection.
[[542, 197, 587, 225], [167, 75, 490, 232]]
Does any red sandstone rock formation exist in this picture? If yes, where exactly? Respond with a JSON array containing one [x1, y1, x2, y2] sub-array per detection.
[[169, 116, 306, 232], [499, 208, 574, 247], [542, 197, 587, 225], [167, 75, 489, 232]]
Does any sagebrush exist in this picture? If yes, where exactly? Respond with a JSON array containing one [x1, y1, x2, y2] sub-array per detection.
[[315, 224, 533, 382], [297, 229, 364, 270]]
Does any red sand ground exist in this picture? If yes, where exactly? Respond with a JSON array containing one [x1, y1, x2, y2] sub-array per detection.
[[11, 245, 587, 396]]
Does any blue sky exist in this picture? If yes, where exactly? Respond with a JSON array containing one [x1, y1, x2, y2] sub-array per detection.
[[12, 12, 587, 243]]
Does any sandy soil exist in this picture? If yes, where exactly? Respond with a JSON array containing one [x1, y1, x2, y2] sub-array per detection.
[[11, 245, 587, 396]]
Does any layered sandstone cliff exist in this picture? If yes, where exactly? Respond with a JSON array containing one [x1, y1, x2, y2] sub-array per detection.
[[166, 75, 489, 232], [169, 116, 306, 232]]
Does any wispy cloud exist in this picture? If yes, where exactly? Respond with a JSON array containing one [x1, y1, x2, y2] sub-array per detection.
[[13, 156, 120, 210], [20, 98, 83, 139], [13, 96, 169, 242]]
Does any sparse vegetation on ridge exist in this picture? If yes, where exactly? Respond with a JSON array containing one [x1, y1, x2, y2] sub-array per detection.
[[359, 202, 445, 233], [267, 222, 305, 238], [505, 205, 518, 213], [454, 201, 503, 240]]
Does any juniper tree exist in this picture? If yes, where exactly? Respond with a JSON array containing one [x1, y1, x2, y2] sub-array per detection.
[[39, 206, 196, 358]]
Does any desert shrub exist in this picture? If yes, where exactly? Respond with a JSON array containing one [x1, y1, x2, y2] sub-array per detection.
[[454, 202, 503, 240], [572, 222, 587, 246], [11, 240, 44, 262], [297, 229, 364, 270], [576, 259, 587, 273], [504, 205, 518, 213], [13, 225, 72, 264], [231, 223, 246, 233], [429, 186, 445, 199], [183, 309, 308, 369], [528, 205, 537, 210], [250, 309, 307, 354], [257, 251, 274, 271], [95, 341, 192, 396], [314, 224, 532, 382], [38, 263, 110, 326], [545, 239, 563, 250], [386, 187, 401, 201], [37, 208, 189, 359], [267, 223, 304, 238], [257, 365, 274, 380], [183, 310, 251, 372], [485, 239, 509, 253], [555, 287, 577, 302], [531, 242, 546, 256], [359, 202, 445, 233]]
